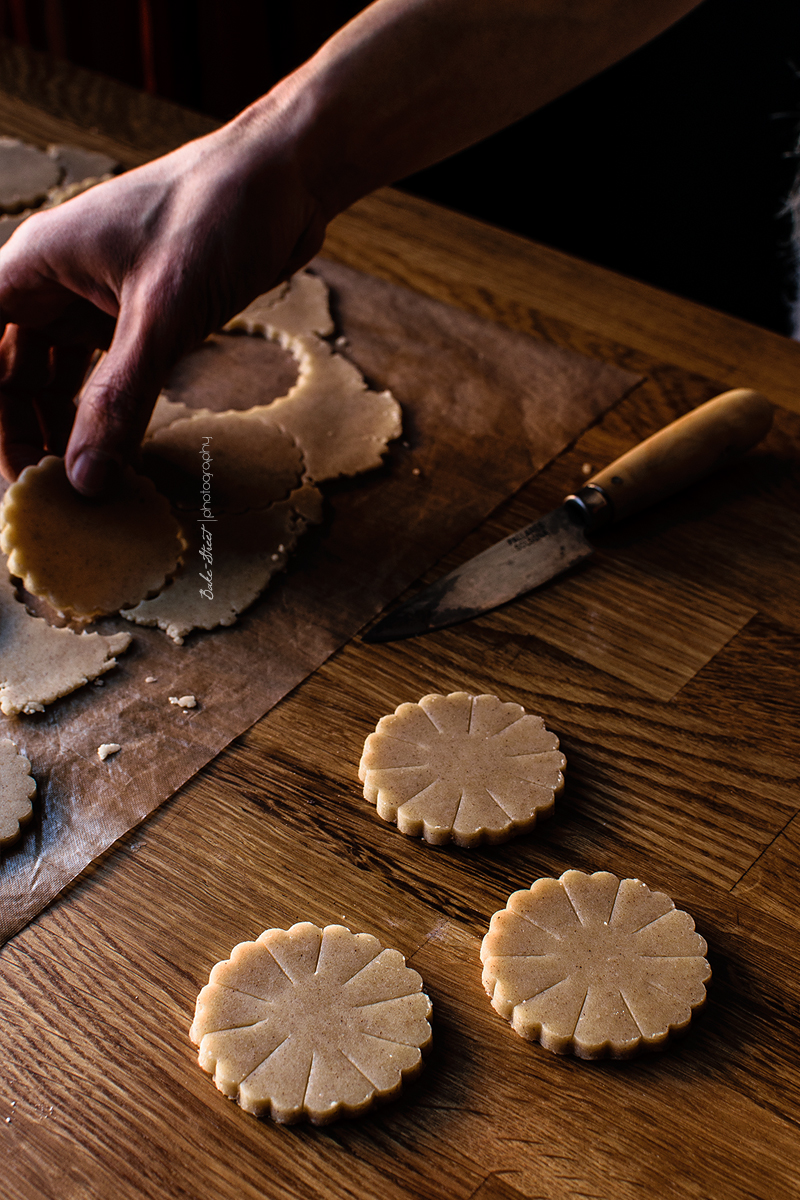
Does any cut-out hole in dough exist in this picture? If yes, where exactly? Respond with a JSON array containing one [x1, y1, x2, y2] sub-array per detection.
[[161, 332, 300, 413], [143, 411, 304, 514]]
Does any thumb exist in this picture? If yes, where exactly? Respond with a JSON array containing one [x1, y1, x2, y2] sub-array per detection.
[[65, 303, 173, 497]]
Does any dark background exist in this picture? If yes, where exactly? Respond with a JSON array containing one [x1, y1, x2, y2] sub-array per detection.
[[1, 0, 798, 335]]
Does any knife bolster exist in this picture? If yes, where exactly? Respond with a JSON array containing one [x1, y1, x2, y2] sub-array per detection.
[[564, 484, 614, 532]]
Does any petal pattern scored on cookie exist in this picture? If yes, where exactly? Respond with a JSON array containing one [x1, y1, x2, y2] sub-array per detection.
[[0, 738, 36, 849], [190, 922, 432, 1124], [359, 692, 566, 847], [481, 870, 711, 1059], [121, 485, 323, 643]]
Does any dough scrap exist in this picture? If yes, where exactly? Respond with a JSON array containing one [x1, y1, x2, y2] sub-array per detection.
[[0, 457, 185, 619], [0, 739, 36, 849], [190, 922, 432, 1124], [147, 271, 402, 481], [0, 170, 114, 249], [0, 567, 131, 716], [143, 410, 304, 513], [359, 692, 565, 847], [255, 330, 402, 482], [42, 173, 114, 209], [121, 485, 322, 644], [46, 143, 118, 186], [481, 870, 711, 1059], [225, 270, 335, 338], [97, 743, 121, 761], [0, 137, 61, 213]]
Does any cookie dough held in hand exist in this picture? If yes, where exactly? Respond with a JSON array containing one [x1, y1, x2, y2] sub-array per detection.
[[0, 457, 185, 619]]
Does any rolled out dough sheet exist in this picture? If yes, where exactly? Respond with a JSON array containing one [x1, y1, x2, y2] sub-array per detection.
[[0, 258, 640, 945]]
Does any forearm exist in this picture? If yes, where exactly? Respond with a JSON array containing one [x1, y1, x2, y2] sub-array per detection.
[[241, 0, 703, 219], [0, 0, 703, 494]]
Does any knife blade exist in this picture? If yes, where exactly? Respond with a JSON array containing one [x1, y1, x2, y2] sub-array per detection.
[[364, 388, 773, 643]]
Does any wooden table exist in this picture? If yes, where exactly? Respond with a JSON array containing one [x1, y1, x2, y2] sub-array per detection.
[[1, 40, 799, 1200]]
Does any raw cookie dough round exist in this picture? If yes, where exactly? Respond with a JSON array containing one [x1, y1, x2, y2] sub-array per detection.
[[359, 692, 565, 847], [481, 870, 711, 1059], [190, 922, 432, 1124], [0, 457, 185, 619], [0, 136, 61, 213], [0, 739, 36, 849]]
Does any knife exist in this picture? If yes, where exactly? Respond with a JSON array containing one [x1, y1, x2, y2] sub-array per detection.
[[363, 388, 773, 643]]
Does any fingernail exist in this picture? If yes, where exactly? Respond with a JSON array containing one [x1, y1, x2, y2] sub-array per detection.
[[69, 448, 114, 497]]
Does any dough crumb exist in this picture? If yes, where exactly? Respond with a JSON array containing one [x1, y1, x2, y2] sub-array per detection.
[[190, 922, 432, 1123], [145, 676, 158, 683], [97, 743, 121, 762], [360, 692, 565, 847], [170, 695, 197, 708], [481, 870, 711, 1059]]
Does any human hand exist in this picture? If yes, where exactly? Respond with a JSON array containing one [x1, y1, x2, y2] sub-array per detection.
[[0, 100, 326, 495]]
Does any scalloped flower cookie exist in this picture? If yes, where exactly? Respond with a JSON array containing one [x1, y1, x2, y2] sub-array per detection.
[[0, 457, 185, 619], [0, 739, 36, 849], [359, 692, 565, 847], [190, 922, 432, 1124], [481, 870, 711, 1059]]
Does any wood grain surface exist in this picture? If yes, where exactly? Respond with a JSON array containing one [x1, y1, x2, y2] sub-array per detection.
[[0, 43, 799, 1200]]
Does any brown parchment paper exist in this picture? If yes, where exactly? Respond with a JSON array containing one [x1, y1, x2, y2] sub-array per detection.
[[0, 258, 639, 944]]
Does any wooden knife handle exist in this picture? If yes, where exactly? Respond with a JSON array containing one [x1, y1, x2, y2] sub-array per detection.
[[587, 388, 773, 523]]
